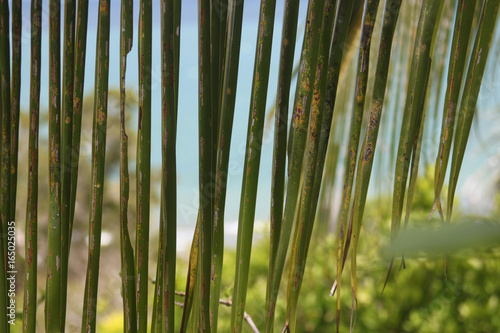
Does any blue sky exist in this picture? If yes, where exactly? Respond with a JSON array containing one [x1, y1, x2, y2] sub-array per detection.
[[15, 0, 309, 226], [13, 1, 500, 227]]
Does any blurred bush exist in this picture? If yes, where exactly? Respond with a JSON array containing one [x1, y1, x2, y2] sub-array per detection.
[[96, 166, 500, 332]]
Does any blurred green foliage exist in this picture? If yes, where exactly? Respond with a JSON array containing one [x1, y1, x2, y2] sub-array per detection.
[[94, 166, 500, 332]]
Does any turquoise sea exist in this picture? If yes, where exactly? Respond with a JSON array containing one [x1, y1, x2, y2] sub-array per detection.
[[15, 0, 500, 249]]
